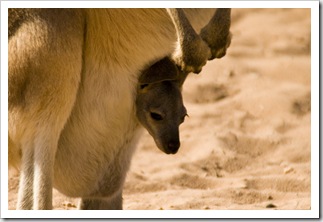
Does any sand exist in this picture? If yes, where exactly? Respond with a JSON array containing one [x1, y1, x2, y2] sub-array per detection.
[[8, 8, 311, 212]]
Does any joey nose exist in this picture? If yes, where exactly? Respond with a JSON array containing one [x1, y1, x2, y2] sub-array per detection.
[[167, 141, 180, 154]]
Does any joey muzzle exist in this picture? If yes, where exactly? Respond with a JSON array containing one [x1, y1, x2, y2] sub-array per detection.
[[153, 129, 181, 155], [166, 140, 181, 154]]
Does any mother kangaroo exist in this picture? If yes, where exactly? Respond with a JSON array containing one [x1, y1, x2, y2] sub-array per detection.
[[8, 8, 231, 210]]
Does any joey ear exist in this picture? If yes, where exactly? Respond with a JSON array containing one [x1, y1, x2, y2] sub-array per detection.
[[177, 70, 189, 87], [139, 57, 179, 84]]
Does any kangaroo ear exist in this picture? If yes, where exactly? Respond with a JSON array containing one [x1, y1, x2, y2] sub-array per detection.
[[139, 57, 179, 84]]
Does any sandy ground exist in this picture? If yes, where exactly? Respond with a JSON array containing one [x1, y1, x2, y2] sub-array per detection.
[[8, 8, 311, 211]]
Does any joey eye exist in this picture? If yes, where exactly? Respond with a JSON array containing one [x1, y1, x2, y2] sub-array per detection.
[[140, 84, 149, 89], [150, 112, 163, 121]]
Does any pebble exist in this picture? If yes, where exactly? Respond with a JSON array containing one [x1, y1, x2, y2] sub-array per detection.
[[266, 203, 277, 208], [63, 201, 76, 208], [284, 166, 294, 174]]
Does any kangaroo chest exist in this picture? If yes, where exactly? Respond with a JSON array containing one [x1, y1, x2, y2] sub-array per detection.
[[52, 9, 174, 196]]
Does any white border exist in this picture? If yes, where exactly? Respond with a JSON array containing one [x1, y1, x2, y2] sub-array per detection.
[[1, 2, 9, 220], [0, 1, 319, 8], [1, 1, 319, 219], [310, 3, 320, 219]]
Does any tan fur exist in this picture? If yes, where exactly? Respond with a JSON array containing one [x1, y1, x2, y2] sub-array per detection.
[[8, 8, 231, 210]]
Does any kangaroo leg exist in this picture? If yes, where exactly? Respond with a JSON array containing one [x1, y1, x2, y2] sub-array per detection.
[[200, 8, 232, 60], [17, 144, 34, 210], [79, 193, 123, 210], [33, 128, 62, 209], [17, 130, 60, 209], [9, 9, 84, 209], [166, 8, 211, 74]]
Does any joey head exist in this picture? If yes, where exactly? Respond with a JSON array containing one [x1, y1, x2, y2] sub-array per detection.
[[136, 57, 188, 154]]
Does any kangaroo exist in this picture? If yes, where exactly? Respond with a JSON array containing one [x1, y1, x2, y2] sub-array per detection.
[[136, 57, 188, 155], [8, 8, 231, 210]]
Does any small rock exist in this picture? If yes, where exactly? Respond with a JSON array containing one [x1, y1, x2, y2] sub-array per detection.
[[284, 166, 294, 174], [63, 201, 76, 208], [266, 203, 277, 208], [268, 195, 273, 200]]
